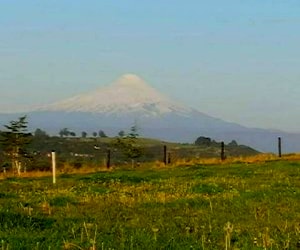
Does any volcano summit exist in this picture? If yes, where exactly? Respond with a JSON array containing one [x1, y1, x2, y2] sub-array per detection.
[[38, 74, 193, 117]]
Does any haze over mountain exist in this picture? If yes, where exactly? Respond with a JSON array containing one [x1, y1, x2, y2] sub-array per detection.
[[1, 74, 300, 153]]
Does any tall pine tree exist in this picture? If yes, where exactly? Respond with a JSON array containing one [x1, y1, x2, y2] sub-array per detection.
[[115, 125, 142, 167], [0, 116, 31, 175]]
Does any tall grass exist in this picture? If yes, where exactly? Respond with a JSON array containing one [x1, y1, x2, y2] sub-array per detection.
[[0, 156, 300, 249]]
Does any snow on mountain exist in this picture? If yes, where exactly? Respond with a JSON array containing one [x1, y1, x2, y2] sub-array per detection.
[[3, 73, 300, 152], [39, 74, 193, 117]]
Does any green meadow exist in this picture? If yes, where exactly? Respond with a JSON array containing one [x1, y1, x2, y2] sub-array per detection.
[[0, 159, 300, 249]]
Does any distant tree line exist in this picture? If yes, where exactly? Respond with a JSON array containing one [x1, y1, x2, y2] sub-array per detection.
[[59, 128, 109, 138], [195, 136, 238, 147]]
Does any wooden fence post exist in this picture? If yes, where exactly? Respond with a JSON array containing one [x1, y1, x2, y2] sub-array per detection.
[[278, 137, 282, 158], [163, 145, 167, 165], [51, 150, 56, 184], [221, 142, 226, 161], [168, 152, 171, 164], [106, 149, 111, 169]]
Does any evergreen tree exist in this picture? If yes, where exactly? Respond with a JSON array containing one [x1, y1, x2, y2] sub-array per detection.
[[115, 125, 142, 167], [59, 128, 70, 137], [98, 130, 107, 138], [0, 116, 31, 175], [118, 130, 125, 137], [81, 131, 87, 138], [69, 131, 76, 137], [34, 128, 49, 139]]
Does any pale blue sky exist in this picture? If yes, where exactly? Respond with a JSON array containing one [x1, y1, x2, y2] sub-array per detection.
[[1, 0, 300, 132]]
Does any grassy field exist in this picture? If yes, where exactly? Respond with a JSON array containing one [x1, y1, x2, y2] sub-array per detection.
[[0, 157, 300, 249]]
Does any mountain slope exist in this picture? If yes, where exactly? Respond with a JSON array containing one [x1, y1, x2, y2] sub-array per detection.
[[1, 73, 300, 153]]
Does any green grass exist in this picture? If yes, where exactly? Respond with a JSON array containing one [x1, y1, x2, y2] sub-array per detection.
[[0, 160, 300, 249]]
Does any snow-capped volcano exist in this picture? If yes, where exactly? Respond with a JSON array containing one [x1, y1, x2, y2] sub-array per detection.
[[40, 74, 192, 116], [2, 73, 300, 152]]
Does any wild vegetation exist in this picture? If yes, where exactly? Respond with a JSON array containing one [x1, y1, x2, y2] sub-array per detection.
[[0, 119, 258, 174], [0, 156, 300, 249], [2, 116, 297, 249], [0, 117, 255, 192]]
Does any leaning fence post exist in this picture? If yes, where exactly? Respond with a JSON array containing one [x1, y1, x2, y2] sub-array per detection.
[[221, 142, 226, 161], [168, 152, 171, 164], [278, 137, 282, 158], [163, 145, 167, 165], [51, 150, 56, 184]]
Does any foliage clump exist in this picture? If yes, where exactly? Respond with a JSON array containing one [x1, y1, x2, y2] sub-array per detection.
[[0, 116, 32, 175], [115, 125, 143, 167]]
